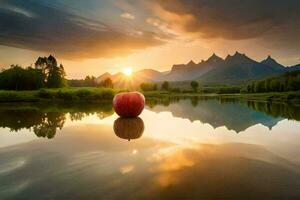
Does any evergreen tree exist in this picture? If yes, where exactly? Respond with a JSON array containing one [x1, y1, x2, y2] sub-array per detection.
[[191, 81, 199, 92], [161, 81, 169, 91]]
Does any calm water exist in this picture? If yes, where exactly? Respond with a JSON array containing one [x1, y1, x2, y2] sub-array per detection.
[[0, 99, 300, 199]]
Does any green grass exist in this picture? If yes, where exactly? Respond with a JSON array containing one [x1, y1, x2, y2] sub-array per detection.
[[142, 90, 300, 104], [0, 87, 116, 102], [0, 87, 299, 104]]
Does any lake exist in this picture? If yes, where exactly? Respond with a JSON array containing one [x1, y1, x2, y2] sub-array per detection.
[[0, 99, 300, 199]]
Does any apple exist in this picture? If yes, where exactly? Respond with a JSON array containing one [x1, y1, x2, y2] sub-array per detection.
[[113, 92, 145, 117], [113, 117, 144, 141]]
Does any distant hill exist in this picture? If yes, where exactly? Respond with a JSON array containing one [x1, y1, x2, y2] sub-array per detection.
[[96, 69, 164, 89], [97, 52, 300, 86]]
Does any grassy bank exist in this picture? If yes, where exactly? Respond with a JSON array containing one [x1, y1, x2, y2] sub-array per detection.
[[142, 90, 300, 104], [0, 87, 299, 104], [0, 87, 116, 102]]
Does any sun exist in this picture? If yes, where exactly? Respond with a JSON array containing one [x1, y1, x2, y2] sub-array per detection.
[[123, 67, 133, 76]]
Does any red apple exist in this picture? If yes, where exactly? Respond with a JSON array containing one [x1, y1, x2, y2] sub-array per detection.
[[113, 92, 145, 117]]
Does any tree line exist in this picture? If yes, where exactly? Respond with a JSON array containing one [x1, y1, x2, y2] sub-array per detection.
[[244, 71, 300, 93], [140, 81, 200, 92], [141, 71, 300, 94], [0, 55, 66, 90], [68, 76, 113, 88]]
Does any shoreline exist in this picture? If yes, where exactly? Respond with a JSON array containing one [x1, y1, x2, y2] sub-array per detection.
[[143, 91, 300, 104], [0, 88, 299, 105]]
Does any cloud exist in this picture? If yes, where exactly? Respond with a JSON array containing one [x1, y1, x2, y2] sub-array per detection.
[[155, 0, 300, 51], [120, 12, 135, 20], [0, 0, 165, 60]]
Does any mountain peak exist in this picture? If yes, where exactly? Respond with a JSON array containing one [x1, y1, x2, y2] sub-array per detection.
[[262, 55, 278, 63], [225, 51, 248, 61], [187, 60, 196, 66], [234, 51, 246, 57], [206, 53, 223, 63], [261, 55, 285, 71], [264, 55, 275, 62]]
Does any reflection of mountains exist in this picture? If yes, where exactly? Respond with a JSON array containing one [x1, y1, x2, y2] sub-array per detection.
[[148, 99, 284, 133], [0, 102, 114, 139]]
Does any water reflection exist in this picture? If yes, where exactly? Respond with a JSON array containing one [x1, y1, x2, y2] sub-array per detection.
[[147, 98, 300, 133], [0, 99, 300, 199], [149, 143, 300, 199], [0, 99, 299, 138], [114, 117, 144, 141], [0, 102, 114, 139], [0, 132, 299, 199]]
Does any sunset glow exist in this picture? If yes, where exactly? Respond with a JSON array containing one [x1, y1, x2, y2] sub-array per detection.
[[123, 68, 133, 76]]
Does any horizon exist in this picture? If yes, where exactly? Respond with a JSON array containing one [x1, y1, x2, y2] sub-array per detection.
[[1, 51, 300, 79], [99, 51, 300, 77], [1, 0, 300, 79]]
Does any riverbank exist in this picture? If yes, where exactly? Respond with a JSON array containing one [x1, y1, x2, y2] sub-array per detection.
[[0, 88, 116, 102], [143, 90, 300, 104], [0, 87, 299, 104]]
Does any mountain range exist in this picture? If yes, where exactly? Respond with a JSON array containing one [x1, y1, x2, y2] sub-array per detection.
[[97, 52, 300, 86]]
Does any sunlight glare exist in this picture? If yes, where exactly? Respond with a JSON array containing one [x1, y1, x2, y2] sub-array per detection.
[[123, 67, 133, 76]]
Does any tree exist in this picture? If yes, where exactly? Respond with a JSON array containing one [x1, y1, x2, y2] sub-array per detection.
[[33, 112, 66, 139], [161, 81, 169, 91], [191, 81, 199, 92], [140, 82, 157, 91], [84, 75, 97, 87], [101, 78, 113, 88], [34, 55, 66, 88]]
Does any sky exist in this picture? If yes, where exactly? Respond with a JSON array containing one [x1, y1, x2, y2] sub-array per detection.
[[0, 0, 300, 78]]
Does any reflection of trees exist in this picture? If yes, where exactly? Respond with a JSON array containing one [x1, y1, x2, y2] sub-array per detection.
[[0, 102, 115, 139], [33, 112, 66, 139], [148, 96, 300, 123], [97, 110, 114, 119], [190, 97, 198, 107], [146, 98, 180, 109], [69, 102, 114, 121], [246, 101, 300, 121], [69, 112, 86, 121], [148, 97, 300, 132], [0, 110, 66, 139], [0, 110, 44, 131]]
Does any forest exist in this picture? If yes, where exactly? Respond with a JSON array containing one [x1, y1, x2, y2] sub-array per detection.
[[244, 71, 300, 93]]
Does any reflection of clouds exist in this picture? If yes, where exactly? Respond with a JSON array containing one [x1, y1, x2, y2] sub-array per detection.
[[148, 146, 195, 187], [132, 149, 138, 155], [0, 158, 27, 174], [60, 109, 300, 165], [148, 143, 300, 197], [120, 13, 135, 20], [0, 119, 299, 198], [120, 165, 135, 174], [149, 146, 195, 171]]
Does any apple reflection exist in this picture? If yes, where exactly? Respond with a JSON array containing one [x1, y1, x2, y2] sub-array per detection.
[[113, 117, 144, 141]]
